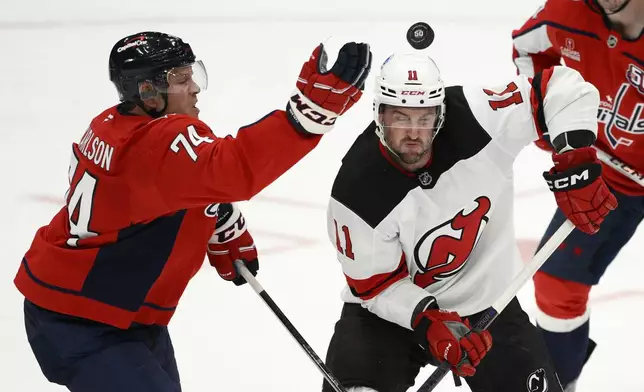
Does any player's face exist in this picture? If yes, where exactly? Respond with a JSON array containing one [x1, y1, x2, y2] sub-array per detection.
[[381, 106, 438, 166], [164, 66, 202, 118]]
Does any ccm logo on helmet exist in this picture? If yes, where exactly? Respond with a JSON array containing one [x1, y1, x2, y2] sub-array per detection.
[[546, 169, 590, 190], [117, 40, 147, 53], [401, 91, 425, 95], [290, 94, 337, 125]]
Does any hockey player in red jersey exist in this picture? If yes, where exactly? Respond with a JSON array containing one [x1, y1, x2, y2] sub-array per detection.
[[15, 31, 371, 392], [513, 0, 644, 389]]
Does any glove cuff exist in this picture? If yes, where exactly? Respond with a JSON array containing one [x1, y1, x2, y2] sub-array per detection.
[[209, 203, 246, 245], [413, 316, 432, 350], [412, 296, 439, 349], [286, 90, 337, 135], [552, 146, 598, 170]]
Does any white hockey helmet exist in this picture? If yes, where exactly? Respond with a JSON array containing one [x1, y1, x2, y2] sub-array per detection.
[[374, 53, 446, 144]]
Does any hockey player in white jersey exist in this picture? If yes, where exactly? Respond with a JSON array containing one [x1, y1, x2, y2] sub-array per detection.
[[322, 53, 617, 392]]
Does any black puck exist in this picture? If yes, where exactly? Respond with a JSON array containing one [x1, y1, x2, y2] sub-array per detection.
[[406, 22, 434, 50]]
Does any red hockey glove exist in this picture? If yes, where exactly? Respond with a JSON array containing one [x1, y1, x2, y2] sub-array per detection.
[[207, 203, 258, 286], [286, 42, 372, 135], [413, 307, 492, 377], [543, 147, 617, 234]]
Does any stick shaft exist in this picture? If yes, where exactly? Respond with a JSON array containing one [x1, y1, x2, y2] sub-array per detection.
[[415, 219, 574, 392], [234, 261, 347, 392], [593, 146, 644, 186]]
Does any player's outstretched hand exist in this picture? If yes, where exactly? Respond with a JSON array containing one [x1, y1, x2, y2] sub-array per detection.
[[207, 203, 258, 286], [543, 147, 618, 234], [413, 306, 492, 377], [286, 42, 372, 135]]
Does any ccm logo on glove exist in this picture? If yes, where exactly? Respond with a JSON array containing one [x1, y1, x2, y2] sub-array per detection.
[[543, 147, 617, 234], [289, 94, 337, 126], [544, 164, 599, 191]]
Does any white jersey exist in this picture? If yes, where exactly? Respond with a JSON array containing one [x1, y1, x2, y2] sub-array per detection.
[[327, 66, 599, 330]]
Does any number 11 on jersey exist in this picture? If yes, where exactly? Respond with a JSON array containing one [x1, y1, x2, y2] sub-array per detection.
[[334, 220, 354, 260], [484, 82, 524, 110]]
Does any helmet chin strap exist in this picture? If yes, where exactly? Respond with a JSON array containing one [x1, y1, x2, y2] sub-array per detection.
[[135, 92, 169, 118], [379, 129, 404, 161]]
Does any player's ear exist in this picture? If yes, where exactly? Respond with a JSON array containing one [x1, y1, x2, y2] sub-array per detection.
[[142, 96, 164, 110], [138, 81, 164, 110]]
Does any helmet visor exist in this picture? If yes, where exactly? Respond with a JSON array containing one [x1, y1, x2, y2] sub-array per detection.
[[377, 104, 443, 131], [139, 60, 208, 99]]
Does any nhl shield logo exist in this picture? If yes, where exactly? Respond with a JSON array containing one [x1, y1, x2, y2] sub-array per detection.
[[607, 35, 618, 48], [204, 203, 220, 218], [417, 170, 433, 187], [526, 368, 548, 392]]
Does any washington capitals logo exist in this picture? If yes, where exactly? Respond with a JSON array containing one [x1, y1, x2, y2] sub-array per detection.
[[413, 197, 491, 287], [598, 82, 644, 149]]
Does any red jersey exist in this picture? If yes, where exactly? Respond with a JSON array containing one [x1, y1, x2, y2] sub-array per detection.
[[513, 0, 644, 195], [15, 105, 321, 329]]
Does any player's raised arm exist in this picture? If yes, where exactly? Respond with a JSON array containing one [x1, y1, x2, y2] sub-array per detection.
[[149, 113, 320, 206], [466, 65, 617, 234], [469, 67, 617, 233], [110, 37, 371, 209], [464, 66, 597, 155]]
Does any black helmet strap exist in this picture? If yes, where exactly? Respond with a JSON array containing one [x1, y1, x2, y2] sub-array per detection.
[[134, 91, 168, 118]]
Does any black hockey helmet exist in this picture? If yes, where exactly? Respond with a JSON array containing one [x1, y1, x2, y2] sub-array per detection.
[[109, 31, 202, 103]]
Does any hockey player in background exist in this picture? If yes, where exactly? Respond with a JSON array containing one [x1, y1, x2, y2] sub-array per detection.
[[14, 31, 371, 392], [513, 0, 644, 389], [321, 51, 616, 392]]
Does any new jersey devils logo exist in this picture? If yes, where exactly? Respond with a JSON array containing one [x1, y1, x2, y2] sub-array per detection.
[[526, 368, 548, 392], [413, 196, 491, 287]]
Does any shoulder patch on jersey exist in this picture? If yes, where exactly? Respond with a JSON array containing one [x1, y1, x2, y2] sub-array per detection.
[[331, 122, 418, 229]]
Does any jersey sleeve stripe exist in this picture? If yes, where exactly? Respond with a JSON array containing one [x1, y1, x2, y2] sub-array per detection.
[[238, 110, 282, 131], [345, 254, 409, 300], [512, 20, 600, 41], [622, 51, 644, 67], [513, 48, 535, 77], [513, 24, 553, 55], [529, 69, 553, 143]]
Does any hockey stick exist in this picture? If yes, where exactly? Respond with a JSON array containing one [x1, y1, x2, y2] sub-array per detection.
[[593, 146, 644, 187], [234, 260, 347, 392], [415, 218, 575, 392]]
